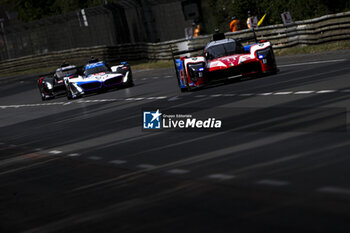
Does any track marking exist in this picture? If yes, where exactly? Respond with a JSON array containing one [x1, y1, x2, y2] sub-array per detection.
[[256, 179, 289, 186], [211, 94, 223, 97], [137, 164, 156, 169], [273, 91, 293, 95], [88, 156, 101, 160], [208, 174, 235, 180], [0, 86, 347, 110], [0, 158, 59, 176], [318, 186, 350, 195], [155, 96, 167, 100], [316, 90, 337, 94], [72, 134, 302, 192], [0, 153, 43, 167], [257, 92, 273, 96], [167, 169, 190, 174], [278, 59, 347, 68], [294, 90, 315, 94], [67, 153, 81, 157], [49, 150, 63, 155], [168, 96, 180, 101], [109, 160, 127, 165]]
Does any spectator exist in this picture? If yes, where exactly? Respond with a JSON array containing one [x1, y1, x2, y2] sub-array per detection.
[[194, 24, 201, 37], [229, 16, 242, 32], [246, 11, 253, 29]]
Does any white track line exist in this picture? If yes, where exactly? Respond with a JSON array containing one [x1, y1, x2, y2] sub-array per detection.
[[273, 91, 293, 95], [137, 164, 157, 169], [208, 174, 235, 180], [316, 90, 337, 94], [257, 92, 273, 96], [155, 96, 167, 100], [318, 186, 350, 195], [167, 169, 190, 174], [67, 153, 81, 157], [256, 179, 289, 186], [294, 90, 315, 94], [109, 160, 127, 165], [211, 94, 223, 97], [48, 150, 63, 155]]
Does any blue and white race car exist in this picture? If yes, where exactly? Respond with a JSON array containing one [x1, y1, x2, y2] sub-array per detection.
[[64, 58, 133, 99]]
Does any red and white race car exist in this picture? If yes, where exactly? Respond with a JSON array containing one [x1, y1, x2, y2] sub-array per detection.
[[173, 33, 278, 91]]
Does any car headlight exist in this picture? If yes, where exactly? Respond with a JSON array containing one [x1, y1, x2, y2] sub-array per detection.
[[257, 48, 274, 64], [187, 63, 205, 82], [123, 72, 129, 83], [46, 82, 53, 89], [257, 48, 272, 60]]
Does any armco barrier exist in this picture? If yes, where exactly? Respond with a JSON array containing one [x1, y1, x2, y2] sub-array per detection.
[[0, 11, 349, 75]]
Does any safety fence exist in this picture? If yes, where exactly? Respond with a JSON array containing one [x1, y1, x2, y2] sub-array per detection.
[[0, 11, 349, 75]]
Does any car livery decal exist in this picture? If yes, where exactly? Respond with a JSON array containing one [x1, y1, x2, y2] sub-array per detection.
[[175, 59, 186, 88], [85, 62, 105, 70]]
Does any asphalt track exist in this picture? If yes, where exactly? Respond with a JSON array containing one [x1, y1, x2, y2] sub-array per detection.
[[1, 50, 350, 233]]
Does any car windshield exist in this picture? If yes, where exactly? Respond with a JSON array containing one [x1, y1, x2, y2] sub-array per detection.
[[205, 41, 244, 60], [84, 64, 109, 76], [56, 68, 78, 78]]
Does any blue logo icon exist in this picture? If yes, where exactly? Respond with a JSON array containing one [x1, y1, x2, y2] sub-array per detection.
[[143, 109, 162, 129]]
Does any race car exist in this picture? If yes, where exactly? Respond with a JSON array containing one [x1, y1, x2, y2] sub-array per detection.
[[173, 33, 278, 92], [64, 58, 133, 100], [38, 63, 79, 100]]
